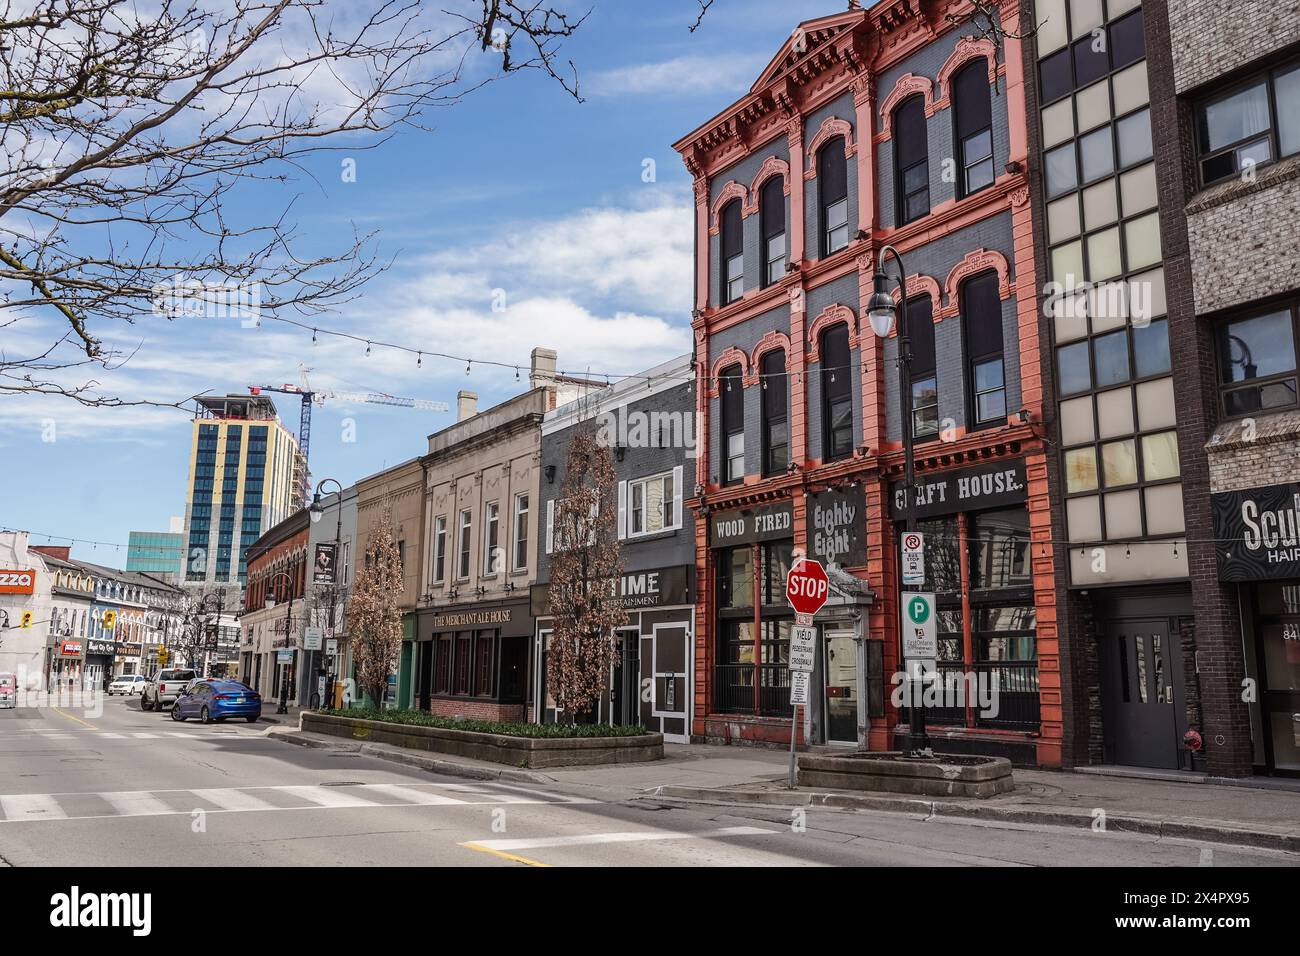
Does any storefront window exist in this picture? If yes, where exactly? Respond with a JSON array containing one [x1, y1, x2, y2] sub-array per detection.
[[715, 541, 794, 718]]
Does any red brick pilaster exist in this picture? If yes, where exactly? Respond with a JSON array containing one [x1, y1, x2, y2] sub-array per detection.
[[786, 118, 805, 265]]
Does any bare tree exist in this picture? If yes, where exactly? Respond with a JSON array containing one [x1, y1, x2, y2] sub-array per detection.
[[546, 422, 626, 722], [346, 507, 403, 708], [0, 0, 587, 405], [946, 1, 1041, 95]]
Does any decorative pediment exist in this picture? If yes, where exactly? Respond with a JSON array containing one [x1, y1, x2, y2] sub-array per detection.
[[934, 36, 998, 110], [878, 72, 936, 138], [942, 248, 1013, 318], [744, 156, 792, 215], [806, 304, 860, 361], [746, 330, 793, 386], [804, 116, 856, 179], [708, 180, 749, 237], [750, 10, 866, 94], [887, 274, 944, 335], [708, 347, 750, 398]]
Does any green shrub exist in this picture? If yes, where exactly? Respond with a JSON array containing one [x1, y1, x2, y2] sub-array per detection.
[[316, 707, 647, 739]]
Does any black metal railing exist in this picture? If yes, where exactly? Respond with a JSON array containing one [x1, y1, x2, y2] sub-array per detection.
[[715, 663, 794, 718], [901, 661, 1040, 731]]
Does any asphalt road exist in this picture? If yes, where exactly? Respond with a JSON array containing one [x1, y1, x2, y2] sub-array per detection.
[[0, 697, 1295, 867]]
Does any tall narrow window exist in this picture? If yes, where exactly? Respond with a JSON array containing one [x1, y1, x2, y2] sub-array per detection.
[[760, 176, 786, 285], [720, 364, 745, 484], [954, 59, 994, 197], [894, 96, 930, 224], [721, 198, 743, 304], [512, 493, 529, 571], [963, 272, 1006, 428], [821, 325, 853, 461], [482, 501, 499, 575], [761, 349, 788, 475], [818, 136, 849, 256], [906, 295, 939, 439], [432, 516, 447, 583], [456, 509, 472, 580]]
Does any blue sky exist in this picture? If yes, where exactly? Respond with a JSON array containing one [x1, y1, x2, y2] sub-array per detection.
[[0, 0, 837, 563]]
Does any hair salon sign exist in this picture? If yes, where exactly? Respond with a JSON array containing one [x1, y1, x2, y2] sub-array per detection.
[[1212, 482, 1300, 582]]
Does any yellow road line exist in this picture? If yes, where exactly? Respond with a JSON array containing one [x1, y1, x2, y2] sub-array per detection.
[[51, 707, 95, 729], [460, 841, 551, 867]]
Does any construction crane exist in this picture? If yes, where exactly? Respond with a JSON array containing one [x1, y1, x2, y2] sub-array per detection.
[[249, 371, 449, 463]]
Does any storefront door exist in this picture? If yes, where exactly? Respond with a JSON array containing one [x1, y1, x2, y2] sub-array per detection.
[[1252, 582, 1300, 773], [610, 629, 640, 727], [1101, 618, 1180, 769], [823, 629, 857, 745], [653, 623, 689, 743]]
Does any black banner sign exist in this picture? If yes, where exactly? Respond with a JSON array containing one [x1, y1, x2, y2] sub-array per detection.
[[808, 485, 867, 567], [86, 639, 116, 656], [889, 459, 1028, 521], [313, 543, 337, 586], [1212, 482, 1300, 582], [711, 501, 794, 547], [531, 565, 691, 617]]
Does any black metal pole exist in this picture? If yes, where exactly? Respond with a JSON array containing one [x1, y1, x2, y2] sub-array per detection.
[[882, 245, 930, 757], [277, 573, 291, 715]]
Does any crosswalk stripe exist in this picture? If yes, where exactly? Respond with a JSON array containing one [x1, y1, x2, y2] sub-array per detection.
[[0, 793, 68, 822], [192, 788, 280, 812], [278, 785, 381, 809], [363, 784, 468, 806], [98, 791, 175, 816], [469, 826, 775, 852], [131, 733, 160, 739], [97, 733, 125, 739], [166, 732, 190, 737]]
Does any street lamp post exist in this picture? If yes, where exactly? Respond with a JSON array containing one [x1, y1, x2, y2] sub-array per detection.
[[267, 570, 295, 715], [198, 589, 225, 677], [310, 477, 344, 710], [866, 243, 932, 758]]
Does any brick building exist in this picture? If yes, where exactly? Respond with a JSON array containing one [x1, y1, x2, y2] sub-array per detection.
[[676, 2, 1059, 764], [1026, 0, 1298, 777], [242, 510, 309, 702]]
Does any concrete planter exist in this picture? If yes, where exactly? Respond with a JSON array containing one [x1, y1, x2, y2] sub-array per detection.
[[303, 712, 663, 769], [797, 752, 1014, 798]]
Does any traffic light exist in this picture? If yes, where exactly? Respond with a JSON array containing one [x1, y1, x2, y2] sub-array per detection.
[[157, 646, 169, 666], [20, 611, 32, 628], [103, 610, 117, 630]]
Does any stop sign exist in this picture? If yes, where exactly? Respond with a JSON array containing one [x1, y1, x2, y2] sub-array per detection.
[[786, 558, 829, 616]]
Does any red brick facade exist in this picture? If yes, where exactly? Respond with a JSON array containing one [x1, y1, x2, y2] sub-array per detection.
[[677, 2, 1060, 764]]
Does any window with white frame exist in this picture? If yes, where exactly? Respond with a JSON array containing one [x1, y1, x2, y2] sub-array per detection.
[[512, 493, 529, 571], [433, 516, 447, 583], [456, 509, 472, 580], [482, 501, 500, 575], [628, 471, 677, 536]]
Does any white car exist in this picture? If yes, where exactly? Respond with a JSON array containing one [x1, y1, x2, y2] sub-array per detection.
[[108, 674, 148, 696]]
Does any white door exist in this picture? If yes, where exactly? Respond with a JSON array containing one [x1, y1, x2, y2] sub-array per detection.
[[651, 623, 690, 744]]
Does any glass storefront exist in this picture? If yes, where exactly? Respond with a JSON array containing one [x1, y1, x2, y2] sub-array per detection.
[[1254, 581, 1300, 772]]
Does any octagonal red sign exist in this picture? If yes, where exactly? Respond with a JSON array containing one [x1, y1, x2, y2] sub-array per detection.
[[786, 558, 829, 616]]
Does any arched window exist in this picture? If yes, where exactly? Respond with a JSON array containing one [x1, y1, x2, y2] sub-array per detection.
[[820, 325, 853, 461], [761, 349, 788, 475], [720, 364, 745, 483], [720, 199, 744, 305], [894, 95, 930, 225], [760, 177, 786, 286], [962, 271, 1006, 428], [817, 136, 849, 256], [954, 59, 994, 197], [906, 295, 939, 439]]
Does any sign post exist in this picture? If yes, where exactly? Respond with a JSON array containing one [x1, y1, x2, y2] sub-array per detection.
[[785, 558, 830, 789]]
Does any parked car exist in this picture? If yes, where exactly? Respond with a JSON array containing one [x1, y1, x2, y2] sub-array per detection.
[[171, 680, 261, 723], [0, 672, 16, 709], [108, 675, 148, 696], [141, 668, 197, 711]]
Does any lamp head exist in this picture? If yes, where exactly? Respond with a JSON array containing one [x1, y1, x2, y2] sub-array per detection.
[[866, 269, 897, 338]]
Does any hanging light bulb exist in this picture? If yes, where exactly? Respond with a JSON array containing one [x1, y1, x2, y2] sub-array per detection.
[[312, 329, 317, 344], [365, 341, 371, 356], [417, 352, 422, 367], [515, 367, 520, 381], [466, 360, 471, 375]]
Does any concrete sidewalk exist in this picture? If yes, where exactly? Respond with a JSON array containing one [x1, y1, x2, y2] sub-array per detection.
[[267, 728, 1300, 852]]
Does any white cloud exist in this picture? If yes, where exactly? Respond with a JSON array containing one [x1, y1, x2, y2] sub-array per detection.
[[588, 52, 760, 98]]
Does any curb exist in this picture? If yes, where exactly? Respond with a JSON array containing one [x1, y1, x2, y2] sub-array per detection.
[[643, 785, 1300, 853], [266, 729, 552, 785]]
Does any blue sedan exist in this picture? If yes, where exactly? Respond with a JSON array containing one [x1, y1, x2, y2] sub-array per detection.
[[172, 680, 262, 723]]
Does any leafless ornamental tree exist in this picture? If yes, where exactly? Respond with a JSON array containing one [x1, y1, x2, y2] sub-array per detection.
[[0, 0, 586, 405]]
